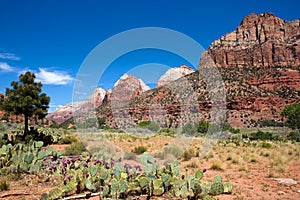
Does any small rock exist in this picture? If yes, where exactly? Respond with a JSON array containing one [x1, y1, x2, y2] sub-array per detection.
[[277, 191, 285, 195], [274, 178, 297, 186]]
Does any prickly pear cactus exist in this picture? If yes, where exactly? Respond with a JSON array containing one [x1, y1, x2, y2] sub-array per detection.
[[153, 179, 164, 196], [209, 181, 224, 196], [48, 188, 63, 200], [223, 182, 233, 194]]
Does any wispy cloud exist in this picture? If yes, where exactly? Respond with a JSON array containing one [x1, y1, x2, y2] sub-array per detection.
[[0, 62, 14, 72], [35, 68, 74, 85], [0, 53, 21, 61]]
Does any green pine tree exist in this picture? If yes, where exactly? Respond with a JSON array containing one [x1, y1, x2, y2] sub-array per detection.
[[1, 71, 50, 136]]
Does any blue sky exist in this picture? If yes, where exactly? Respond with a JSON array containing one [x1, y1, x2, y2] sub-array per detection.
[[0, 0, 299, 112]]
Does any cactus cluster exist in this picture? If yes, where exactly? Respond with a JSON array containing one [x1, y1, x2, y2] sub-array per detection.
[[0, 141, 57, 173], [40, 152, 233, 199]]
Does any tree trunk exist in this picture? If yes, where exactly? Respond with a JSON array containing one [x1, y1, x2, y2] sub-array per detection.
[[24, 115, 28, 137]]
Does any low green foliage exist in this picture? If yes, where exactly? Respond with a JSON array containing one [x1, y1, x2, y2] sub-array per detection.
[[137, 120, 160, 132], [281, 102, 300, 130], [287, 131, 300, 142], [249, 130, 277, 141], [132, 146, 147, 155], [58, 135, 78, 144], [63, 141, 86, 156]]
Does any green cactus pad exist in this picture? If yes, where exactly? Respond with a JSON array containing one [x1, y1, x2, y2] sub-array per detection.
[[48, 188, 63, 200], [209, 181, 224, 196], [223, 182, 233, 194], [153, 179, 164, 196]]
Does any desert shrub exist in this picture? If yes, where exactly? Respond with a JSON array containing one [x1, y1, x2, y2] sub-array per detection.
[[182, 123, 198, 135], [137, 120, 160, 132], [0, 177, 9, 191], [186, 161, 199, 168], [261, 141, 272, 149], [183, 120, 211, 136], [197, 120, 209, 134], [132, 146, 147, 155], [97, 118, 106, 128], [59, 135, 78, 144], [182, 148, 195, 161], [158, 128, 176, 137], [124, 152, 137, 160], [210, 160, 224, 171], [258, 119, 285, 127], [249, 130, 274, 141], [155, 146, 183, 160], [64, 141, 86, 156], [287, 131, 300, 142]]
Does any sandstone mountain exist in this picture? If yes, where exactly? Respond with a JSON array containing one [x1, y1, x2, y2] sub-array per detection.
[[96, 13, 300, 128], [208, 12, 299, 68], [46, 87, 106, 124], [156, 65, 195, 88], [44, 13, 300, 128], [47, 74, 151, 125]]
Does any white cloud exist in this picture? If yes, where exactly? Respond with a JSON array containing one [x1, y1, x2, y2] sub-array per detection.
[[0, 62, 14, 72], [35, 68, 74, 85], [0, 53, 21, 60]]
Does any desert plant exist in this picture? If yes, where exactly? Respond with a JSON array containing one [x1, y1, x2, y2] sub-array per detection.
[[182, 148, 195, 161], [63, 141, 86, 156], [0, 177, 9, 191], [132, 146, 147, 155], [287, 131, 300, 142], [59, 135, 78, 144], [138, 120, 160, 132]]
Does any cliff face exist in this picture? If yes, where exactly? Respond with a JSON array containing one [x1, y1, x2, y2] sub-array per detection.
[[208, 12, 300, 68]]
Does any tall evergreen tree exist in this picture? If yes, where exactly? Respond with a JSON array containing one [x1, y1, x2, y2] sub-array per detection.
[[1, 72, 50, 136]]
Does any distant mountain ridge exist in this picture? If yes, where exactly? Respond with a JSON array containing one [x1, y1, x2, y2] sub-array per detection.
[[47, 12, 300, 128]]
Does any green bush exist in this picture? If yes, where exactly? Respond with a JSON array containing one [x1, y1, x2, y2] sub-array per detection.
[[261, 141, 272, 149], [287, 131, 300, 142], [182, 122, 197, 135], [249, 130, 274, 141], [132, 146, 147, 155], [97, 118, 106, 128], [63, 142, 86, 156], [197, 120, 209, 134], [137, 120, 160, 132], [158, 128, 176, 137], [59, 135, 78, 144]]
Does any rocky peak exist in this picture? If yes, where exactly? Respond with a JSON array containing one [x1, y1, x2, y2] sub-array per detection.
[[111, 74, 150, 108], [156, 65, 195, 88], [208, 12, 300, 67], [87, 87, 106, 108], [46, 87, 106, 124], [114, 74, 150, 92]]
